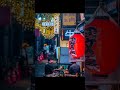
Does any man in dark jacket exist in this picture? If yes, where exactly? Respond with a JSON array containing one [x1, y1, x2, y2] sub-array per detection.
[[45, 59, 58, 75], [68, 62, 80, 75]]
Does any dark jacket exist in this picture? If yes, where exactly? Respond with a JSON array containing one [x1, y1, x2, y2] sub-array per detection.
[[45, 63, 58, 75], [69, 63, 80, 75]]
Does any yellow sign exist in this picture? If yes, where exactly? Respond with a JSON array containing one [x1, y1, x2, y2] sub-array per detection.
[[42, 26, 54, 38], [35, 19, 55, 39], [35, 13, 61, 39], [54, 13, 60, 34], [62, 13, 76, 26]]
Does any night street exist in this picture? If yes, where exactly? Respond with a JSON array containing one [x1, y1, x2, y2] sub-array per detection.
[[0, 0, 120, 90]]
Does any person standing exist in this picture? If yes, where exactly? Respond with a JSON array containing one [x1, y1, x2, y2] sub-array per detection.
[[46, 45, 49, 54], [43, 44, 47, 59]]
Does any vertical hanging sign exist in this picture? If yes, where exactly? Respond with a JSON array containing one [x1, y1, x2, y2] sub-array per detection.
[[54, 14, 60, 34]]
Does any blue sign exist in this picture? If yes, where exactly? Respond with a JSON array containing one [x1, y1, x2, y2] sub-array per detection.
[[61, 28, 75, 40]]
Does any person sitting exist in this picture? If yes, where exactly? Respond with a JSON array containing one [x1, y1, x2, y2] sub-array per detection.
[[45, 59, 58, 75], [68, 62, 80, 75]]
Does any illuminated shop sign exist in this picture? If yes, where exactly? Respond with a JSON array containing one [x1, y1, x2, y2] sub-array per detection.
[[42, 22, 54, 26], [61, 28, 75, 40]]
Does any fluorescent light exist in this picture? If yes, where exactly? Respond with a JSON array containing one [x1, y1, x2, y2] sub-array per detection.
[[38, 17, 41, 20]]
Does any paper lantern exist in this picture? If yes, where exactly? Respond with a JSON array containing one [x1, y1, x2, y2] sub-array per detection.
[[85, 16, 120, 75], [69, 33, 85, 59]]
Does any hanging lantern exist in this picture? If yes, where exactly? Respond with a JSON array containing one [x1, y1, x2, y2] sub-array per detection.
[[69, 31, 85, 59], [85, 15, 120, 75]]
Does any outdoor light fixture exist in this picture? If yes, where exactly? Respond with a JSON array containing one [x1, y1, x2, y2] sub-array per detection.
[[38, 17, 42, 21]]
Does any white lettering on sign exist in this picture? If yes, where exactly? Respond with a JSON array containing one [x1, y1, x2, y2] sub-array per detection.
[[65, 30, 74, 37], [42, 22, 54, 26]]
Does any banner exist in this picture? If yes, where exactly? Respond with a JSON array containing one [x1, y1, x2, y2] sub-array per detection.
[[54, 14, 60, 34], [62, 13, 76, 26]]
